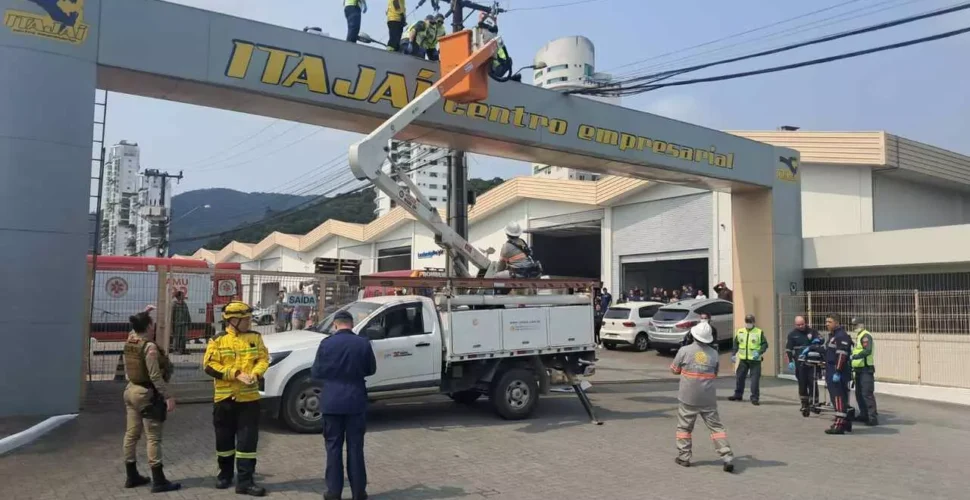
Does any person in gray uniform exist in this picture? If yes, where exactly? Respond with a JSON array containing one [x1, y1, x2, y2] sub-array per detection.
[[670, 322, 735, 472]]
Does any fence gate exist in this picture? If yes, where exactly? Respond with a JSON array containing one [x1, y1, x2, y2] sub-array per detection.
[[777, 290, 970, 389]]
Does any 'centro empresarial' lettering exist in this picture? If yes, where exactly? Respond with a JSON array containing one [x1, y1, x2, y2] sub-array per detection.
[[577, 124, 735, 169], [444, 101, 568, 136]]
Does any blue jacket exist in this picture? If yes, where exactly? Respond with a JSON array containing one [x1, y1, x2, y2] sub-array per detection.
[[825, 326, 853, 374], [310, 329, 377, 415]]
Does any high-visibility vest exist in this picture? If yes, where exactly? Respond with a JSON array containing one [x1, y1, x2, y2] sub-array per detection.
[[735, 327, 764, 361], [492, 44, 509, 70], [345, 0, 367, 9], [423, 22, 446, 49], [386, 0, 405, 22], [851, 330, 874, 369], [403, 21, 429, 46]]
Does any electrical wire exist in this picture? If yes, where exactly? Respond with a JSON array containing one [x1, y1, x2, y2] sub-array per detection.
[[195, 127, 326, 173], [180, 120, 281, 168], [610, 0, 928, 81], [611, 25, 970, 95], [507, 0, 608, 12], [193, 122, 303, 171], [575, 2, 970, 96]]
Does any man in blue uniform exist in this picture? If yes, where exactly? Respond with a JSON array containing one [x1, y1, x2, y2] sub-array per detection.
[[311, 310, 377, 500], [786, 315, 820, 414], [824, 313, 854, 435]]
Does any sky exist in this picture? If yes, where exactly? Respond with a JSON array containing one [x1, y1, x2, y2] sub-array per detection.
[[99, 0, 970, 199]]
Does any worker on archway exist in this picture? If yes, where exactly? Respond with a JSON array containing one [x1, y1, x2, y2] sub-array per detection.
[[344, 0, 367, 43], [203, 301, 270, 496], [474, 10, 518, 82], [385, 0, 406, 52], [400, 15, 434, 58], [494, 221, 541, 279], [423, 13, 447, 61]]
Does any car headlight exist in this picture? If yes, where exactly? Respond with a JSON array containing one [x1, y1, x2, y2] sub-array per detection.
[[268, 351, 291, 367]]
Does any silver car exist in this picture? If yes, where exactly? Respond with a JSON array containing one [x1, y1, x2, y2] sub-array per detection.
[[646, 298, 733, 354]]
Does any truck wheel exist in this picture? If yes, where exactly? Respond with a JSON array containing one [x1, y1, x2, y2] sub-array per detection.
[[490, 368, 539, 420], [634, 333, 649, 352], [280, 374, 324, 433], [449, 390, 482, 405]]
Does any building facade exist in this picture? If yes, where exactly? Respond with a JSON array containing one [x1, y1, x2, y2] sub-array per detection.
[[99, 141, 175, 256], [101, 140, 141, 255], [192, 130, 970, 297], [532, 36, 620, 181], [374, 140, 449, 217]]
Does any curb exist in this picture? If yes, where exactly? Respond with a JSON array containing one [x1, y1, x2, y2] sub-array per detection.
[[0, 414, 77, 456]]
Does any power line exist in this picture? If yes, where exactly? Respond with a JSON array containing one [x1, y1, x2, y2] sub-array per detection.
[[582, 1, 970, 93], [193, 127, 325, 173], [605, 0, 870, 74], [180, 120, 281, 168], [507, 0, 607, 12], [610, 0, 927, 81], [193, 123, 303, 171], [614, 25, 970, 95]]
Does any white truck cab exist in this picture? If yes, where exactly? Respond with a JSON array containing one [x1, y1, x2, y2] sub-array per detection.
[[260, 293, 597, 433]]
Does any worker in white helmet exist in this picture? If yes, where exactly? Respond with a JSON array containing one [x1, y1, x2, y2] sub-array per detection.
[[494, 221, 541, 278]]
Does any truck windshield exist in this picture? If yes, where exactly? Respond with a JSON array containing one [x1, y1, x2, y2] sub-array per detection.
[[603, 308, 630, 319], [653, 309, 690, 322], [311, 302, 381, 333]]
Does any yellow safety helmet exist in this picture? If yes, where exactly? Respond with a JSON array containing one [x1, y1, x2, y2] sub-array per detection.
[[222, 301, 253, 320]]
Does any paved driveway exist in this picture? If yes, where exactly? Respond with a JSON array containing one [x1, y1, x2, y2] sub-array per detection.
[[4, 375, 966, 500]]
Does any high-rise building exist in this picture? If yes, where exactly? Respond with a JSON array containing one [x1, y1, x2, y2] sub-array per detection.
[[135, 171, 174, 255], [101, 140, 141, 255], [531, 36, 621, 181], [98, 141, 175, 256], [374, 140, 450, 217]]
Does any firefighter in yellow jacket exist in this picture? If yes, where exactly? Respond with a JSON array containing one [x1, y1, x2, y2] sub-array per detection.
[[203, 301, 270, 496]]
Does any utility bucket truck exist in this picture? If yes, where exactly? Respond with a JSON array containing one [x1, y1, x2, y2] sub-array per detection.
[[260, 27, 601, 433]]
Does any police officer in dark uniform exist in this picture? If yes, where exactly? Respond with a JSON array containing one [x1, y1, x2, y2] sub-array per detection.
[[823, 313, 854, 435], [311, 310, 377, 500], [785, 315, 820, 414]]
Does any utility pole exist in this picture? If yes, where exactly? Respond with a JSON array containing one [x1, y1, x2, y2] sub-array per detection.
[[448, 0, 469, 275], [141, 169, 183, 257]]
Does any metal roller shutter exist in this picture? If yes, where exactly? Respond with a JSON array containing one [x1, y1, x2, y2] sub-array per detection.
[[611, 193, 711, 289]]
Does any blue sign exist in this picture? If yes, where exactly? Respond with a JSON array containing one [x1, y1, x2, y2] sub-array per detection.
[[418, 249, 445, 259]]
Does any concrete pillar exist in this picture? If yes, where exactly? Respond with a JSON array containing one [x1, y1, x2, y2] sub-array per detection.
[[600, 206, 612, 290], [731, 189, 779, 375], [0, 0, 99, 416]]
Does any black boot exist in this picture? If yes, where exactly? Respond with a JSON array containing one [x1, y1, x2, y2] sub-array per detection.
[[150, 464, 181, 493], [236, 483, 267, 496], [124, 462, 150, 488], [867, 416, 879, 426], [216, 456, 234, 489], [674, 458, 690, 467]]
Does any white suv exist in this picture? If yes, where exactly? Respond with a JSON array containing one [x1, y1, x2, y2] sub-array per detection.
[[599, 301, 664, 351]]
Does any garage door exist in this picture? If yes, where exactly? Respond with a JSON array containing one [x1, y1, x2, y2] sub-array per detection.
[[611, 193, 711, 289]]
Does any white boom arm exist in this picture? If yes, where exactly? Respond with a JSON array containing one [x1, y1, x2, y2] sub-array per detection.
[[349, 36, 501, 277]]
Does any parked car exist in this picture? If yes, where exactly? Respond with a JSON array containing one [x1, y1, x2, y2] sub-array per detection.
[[599, 301, 664, 351], [646, 298, 733, 354], [253, 307, 275, 326]]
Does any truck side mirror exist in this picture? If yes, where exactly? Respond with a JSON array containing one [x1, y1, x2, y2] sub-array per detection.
[[362, 325, 385, 341]]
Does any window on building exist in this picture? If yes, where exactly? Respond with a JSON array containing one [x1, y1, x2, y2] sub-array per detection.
[[547, 64, 569, 72], [584, 63, 594, 76], [429, 172, 439, 178], [578, 175, 586, 181], [429, 184, 438, 189], [429, 196, 438, 201], [547, 77, 569, 84]]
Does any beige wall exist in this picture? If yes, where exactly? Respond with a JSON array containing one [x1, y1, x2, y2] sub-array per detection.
[[867, 333, 970, 389], [732, 188, 778, 375]]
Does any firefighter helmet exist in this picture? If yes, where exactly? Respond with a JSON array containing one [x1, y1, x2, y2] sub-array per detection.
[[222, 301, 253, 320]]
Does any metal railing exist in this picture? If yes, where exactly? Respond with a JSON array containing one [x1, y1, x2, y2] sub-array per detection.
[[777, 290, 970, 389], [84, 265, 359, 400]]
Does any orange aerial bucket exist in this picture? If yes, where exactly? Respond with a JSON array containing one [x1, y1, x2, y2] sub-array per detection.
[[437, 30, 493, 103]]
